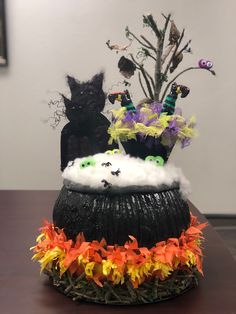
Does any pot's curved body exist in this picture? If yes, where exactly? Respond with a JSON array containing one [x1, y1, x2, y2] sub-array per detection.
[[53, 184, 190, 247]]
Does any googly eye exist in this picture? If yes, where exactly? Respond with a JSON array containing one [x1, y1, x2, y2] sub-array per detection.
[[206, 61, 213, 69], [80, 157, 96, 169], [145, 155, 164, 166], [155, 156, 164, 167], [145, 156, 155, 162], [87, 158, 96, 166], [113, 149, 121, 154], [105, 150, 113, 155], [199, 59, 207, 68]]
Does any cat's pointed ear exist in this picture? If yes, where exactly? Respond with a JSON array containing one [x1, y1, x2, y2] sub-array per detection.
[[66, 75, 80, 93], [61, 94, 73, 108], [91, 72, 104, 89]]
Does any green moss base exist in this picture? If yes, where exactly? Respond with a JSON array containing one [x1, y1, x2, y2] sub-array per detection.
[[45, 268, 200, 305]]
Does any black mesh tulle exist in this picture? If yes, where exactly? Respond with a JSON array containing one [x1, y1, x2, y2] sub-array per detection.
[[53, 186, 190, 248]]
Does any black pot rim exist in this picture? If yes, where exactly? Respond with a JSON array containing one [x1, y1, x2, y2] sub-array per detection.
[[63, 179, 180, 195]]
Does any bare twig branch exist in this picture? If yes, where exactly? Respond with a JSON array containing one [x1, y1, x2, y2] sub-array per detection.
[[160, 14, 172, 65], [175, 40, 191, 58], [161, 13, 171, 21], [138, 48, 156, 61], [163, 13, 171, 34], [160, 67, 216, 102], [143, 14, 161, 38], [138, 72, 148, 97], [126, 27, 154, 51], [131, 55, 155, 89], [140, 67, 154, 99], [140, 35, 157, 52], [145, 70, 155, 90], [130, 54, 154, 99], [153, 14, 171, 101], [163, 29, 185, 78], [161, 44, 175, 64], [154, 37, 164, 100], [129, 54, 141, 68], [147, 53, 157, 61]]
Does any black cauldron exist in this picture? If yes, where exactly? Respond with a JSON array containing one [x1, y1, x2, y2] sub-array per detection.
[[53, 183, 190, 247], [121, 135, 175, 162]]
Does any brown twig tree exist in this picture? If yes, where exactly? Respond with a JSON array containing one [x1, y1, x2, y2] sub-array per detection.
[[107, 13, 215, 102]]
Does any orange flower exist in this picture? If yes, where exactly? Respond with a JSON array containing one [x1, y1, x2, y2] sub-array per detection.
[[32, 213, 207, 287]]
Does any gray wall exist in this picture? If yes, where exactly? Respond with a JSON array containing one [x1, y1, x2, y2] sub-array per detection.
[[0, 0, 235, 214]]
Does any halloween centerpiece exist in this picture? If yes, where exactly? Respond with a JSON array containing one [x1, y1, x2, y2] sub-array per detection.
[[32, 13, 214, 305]]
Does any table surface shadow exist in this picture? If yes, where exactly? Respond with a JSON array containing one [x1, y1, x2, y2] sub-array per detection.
[[0, 190, 235, 314]]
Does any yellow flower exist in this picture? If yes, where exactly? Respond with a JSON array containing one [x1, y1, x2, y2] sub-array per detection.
[[31, 251, 44, 261], [102, 260, 114, 276], [127, 263, 151, 284], [85, 262, 96, 277], [185, 250, 196, 267], [153, 261, 172, 278], [102, 260, 124, 285], [173, 258, 180, 269], [77, 254, 89, 265], [127, 265, 141, 283], [139, 262, 152, 278], [38, 246, 65, 274], [111, 268, 125, 285], [36, 233, 45, 242]]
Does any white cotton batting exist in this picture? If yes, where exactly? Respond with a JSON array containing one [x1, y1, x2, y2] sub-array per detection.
[[62, 153, 191, 198]]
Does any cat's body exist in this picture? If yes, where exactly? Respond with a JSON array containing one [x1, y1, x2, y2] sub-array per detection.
[[60, 73, 117, 171]]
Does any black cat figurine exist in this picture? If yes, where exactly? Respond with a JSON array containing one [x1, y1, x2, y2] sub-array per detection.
[[60, 72, 117, 171]]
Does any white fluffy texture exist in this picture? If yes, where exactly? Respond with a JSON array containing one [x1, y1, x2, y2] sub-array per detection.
[[62, 154, 191, 197]]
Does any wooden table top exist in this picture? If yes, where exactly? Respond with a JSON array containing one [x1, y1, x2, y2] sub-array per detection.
[[0, 190, 235, 314]]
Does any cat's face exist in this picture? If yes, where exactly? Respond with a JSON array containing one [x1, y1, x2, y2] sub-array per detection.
[[63, 73, 105, 125]]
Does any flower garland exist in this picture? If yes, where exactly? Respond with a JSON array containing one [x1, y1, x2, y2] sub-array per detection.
[[32, 213, 206, 289], [108, 103, 197, 149]]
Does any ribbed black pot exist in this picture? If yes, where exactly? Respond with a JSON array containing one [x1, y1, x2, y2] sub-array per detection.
[[53, 185, 190, 248]]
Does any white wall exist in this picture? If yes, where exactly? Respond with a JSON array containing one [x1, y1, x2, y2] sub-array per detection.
[[0, 0, 235, 214]]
